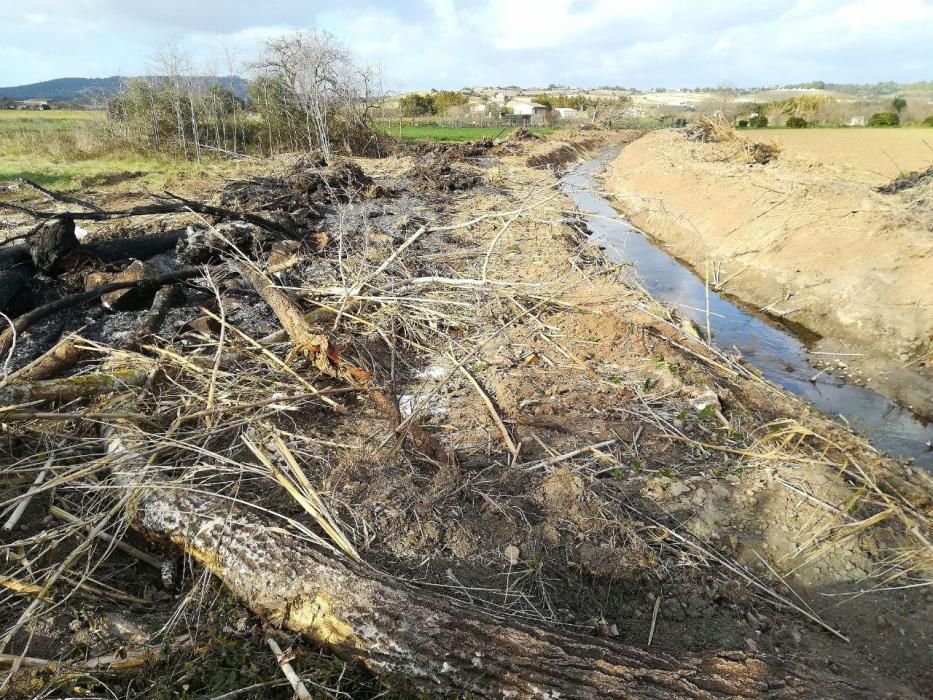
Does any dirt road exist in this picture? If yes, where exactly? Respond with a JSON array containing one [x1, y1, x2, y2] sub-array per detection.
[[605, 128, 933, 418]]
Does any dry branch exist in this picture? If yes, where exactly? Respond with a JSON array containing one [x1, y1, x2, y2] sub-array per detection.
[[123, 284, 179, 349], [0, 368, 152, 405], [0, 333, 85, 386], [236, 261, 454, 466], [17, 178, 104, 213]]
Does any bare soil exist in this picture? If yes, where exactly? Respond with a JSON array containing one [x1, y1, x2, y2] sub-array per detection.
[[605, 128, 933, 418], [1, 129, 932, 698]]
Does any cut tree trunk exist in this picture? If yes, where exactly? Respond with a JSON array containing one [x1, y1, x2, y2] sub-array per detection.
[[126, 485, 887, 699], [1, 230, 187, 274]]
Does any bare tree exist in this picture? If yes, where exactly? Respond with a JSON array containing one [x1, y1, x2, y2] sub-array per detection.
[[252, 30, 378, 159]]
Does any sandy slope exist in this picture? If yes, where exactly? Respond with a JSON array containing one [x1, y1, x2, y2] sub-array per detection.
[[605, 129, 933, 417]]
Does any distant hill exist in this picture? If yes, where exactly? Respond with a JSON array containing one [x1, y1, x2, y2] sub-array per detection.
[[0, 76, 249, 103]]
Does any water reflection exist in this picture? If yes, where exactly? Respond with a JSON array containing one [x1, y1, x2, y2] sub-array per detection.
[[563, 153, 932, 467]]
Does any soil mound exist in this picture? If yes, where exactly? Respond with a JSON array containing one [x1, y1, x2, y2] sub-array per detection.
[[407, 153, 482, 191], [606, 129, 933, 415]]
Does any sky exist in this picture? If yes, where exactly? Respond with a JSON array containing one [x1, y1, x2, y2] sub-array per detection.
[[0, 0, 931, 90]]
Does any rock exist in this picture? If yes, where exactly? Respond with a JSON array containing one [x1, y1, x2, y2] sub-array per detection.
[[689, 386, 721, 414], [669, 482, 691, 498]]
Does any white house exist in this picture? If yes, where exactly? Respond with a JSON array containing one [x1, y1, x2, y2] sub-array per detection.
[[506, 99, 548, 125], [554, 107, 581, 120]]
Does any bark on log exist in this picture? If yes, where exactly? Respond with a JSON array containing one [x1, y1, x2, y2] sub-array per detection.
[[0, 368, 151, 405], [27, 216, 78, 273], [0, 333, 85, 384], [1, 230, 186, 277], [126, 486, 890, 698], [0, 266, 33, 311]]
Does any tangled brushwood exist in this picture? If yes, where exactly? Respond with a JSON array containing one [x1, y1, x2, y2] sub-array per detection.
[[1, 131, 931, 698]]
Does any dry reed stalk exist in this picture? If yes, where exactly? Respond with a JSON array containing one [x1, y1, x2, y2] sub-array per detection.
[[2, 453, 51, 531], [0, 576, 51, 602], [47, 505, 162, 569], [454, 359, 518, 458], [243, 434, 360, 562]]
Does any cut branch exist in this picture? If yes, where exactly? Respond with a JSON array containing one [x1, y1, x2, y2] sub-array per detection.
[[1, 197, 299, 238], [17, 178, 104, 213]]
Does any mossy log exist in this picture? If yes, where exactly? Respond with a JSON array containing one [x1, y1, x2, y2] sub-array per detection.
[[0, 368, 151, 406]]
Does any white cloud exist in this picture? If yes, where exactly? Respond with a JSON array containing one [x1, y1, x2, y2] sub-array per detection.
[[0, 0, 930, 88]]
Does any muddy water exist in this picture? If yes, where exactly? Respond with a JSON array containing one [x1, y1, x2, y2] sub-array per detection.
[[564, 151, 933, 468]]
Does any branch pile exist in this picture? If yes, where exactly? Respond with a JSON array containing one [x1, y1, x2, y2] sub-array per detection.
[[0, 151, 927, 698]]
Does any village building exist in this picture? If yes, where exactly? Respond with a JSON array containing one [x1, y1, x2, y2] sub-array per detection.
[[554, 106, 582, 120], [505, 99, 547, 125], [11, 99, 53, 110]]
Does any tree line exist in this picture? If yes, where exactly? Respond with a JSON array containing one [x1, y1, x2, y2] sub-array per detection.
[[106, 31, 381, 161]]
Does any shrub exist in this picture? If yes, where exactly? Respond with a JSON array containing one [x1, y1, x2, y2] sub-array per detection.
[[923, 115, 933, 127], [868, 112, 899, 127], [737, 119, 749, 128], [748, 115, 768, 128], [433, 91, 468, 114], [399, 93, 437, 117], [785, 116, 808, 128]]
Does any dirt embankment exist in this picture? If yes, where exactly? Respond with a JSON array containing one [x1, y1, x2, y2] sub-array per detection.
[[605, 129, 933, 417]]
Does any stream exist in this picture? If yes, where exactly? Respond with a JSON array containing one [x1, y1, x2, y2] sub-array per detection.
[[564, 151, 932, 468]]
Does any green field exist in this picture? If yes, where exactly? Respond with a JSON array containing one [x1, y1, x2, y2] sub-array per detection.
[[0, 112, 558, 190], [381, 125, 557, 142], [0, 109, 203, 189], [0, 109, 102, 131]]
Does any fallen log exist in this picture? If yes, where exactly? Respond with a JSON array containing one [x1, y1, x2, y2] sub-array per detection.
[[0, 367, 152, 405], [1, 197, 299, 239], [0, 333, 85, 385], [125, 483, 883, 698], [0, 230, 187, 274], [0, 266, 33, 311], [27, 216, 78, 273]]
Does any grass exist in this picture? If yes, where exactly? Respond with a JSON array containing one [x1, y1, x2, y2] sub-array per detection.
[[379, 124, 557, 142], [0, 109, 220, 190], [0, 112, 558, 190], [0, 109, 102, 131]]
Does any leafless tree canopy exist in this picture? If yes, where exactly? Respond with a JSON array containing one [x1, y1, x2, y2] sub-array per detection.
[[251, 30, 379, 159], [106, 31, 381, 160]]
